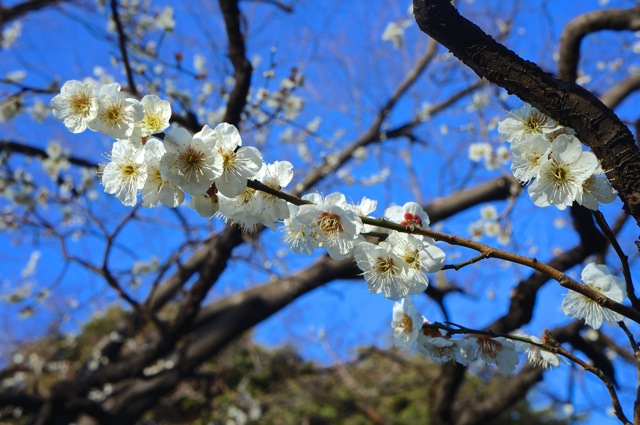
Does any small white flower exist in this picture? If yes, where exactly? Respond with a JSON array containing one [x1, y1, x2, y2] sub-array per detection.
[[160, 126, 223, 195], [468, 142, 492, 163], [51, 80, 98, 133], [417, 331, 466, 365], [385, 231, 445, 284], [382, 20, 411, 49], [527, 134, 599, 210], [513, 334, 559, 369], [384, 202, 430, 230], [480, 205, 498, 220], [141, 138, 184, 208], [355, 241, 416, 300], [498, 104, 562, 143], [470, 337, 519, 373], [156, 6, 175, 32], [253, 161, 294, 228], [282, 203, 316, 255], [89, 83, 144, 139], [391, 297, 423, 349], [133, 95, 171, 139], [562, 263, 626, 329], [297, 192, 364, 260], [213, 123, 263, 197], [348, 196, 378, 233], [102, 140, 147, 206], [217, 188, 262, 233]]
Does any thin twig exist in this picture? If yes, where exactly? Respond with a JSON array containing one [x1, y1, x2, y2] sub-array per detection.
[[545, 331, 632, 425], [593, 210, 639, 309], [442, 252, 490, 271], [110, 0, 138, 95]]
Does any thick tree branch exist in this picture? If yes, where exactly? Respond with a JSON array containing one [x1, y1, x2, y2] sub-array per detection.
[[413, 0, 640, 236], [558, 6, 640, 83], [0, 0, 72, 27], [218, 0, 252, 127]]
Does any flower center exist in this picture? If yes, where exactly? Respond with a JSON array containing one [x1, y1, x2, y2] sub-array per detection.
[[524, 114, 543, 134], [401, 249, 420, 269], [70, 94, 92, 116], [221, 151, 237, 171], [238, 187, 256, 204], [397, 313, 413, 333], [318, 212, 343, 234], [122, 164, 136, 177], [549, 163, 574, 192], [180, 148, 207, 179], [143, 114, 163, 132], [375, 257, 397, 277], [477, 338, 502, 360], [103, 104, 124, 126]]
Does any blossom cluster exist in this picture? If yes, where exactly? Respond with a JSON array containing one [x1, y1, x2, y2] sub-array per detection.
[[51, 81, 628, 376], [390, 260, 628, 373], [391, 297, 560, 372], [498, 104, 616, 210], [51, 80, 446, 303]]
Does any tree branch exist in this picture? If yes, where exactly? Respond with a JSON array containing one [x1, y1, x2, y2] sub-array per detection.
[[412, 0, 640, 235]]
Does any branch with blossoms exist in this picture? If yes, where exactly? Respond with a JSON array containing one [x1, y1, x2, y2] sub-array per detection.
[[50, 75, 637, 324], [49, 72, 639, 425], [413, 0, 640, 237], [393, 298, 632, 424]]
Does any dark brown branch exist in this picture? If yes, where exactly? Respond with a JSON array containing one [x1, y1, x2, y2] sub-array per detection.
[[600, 73, 640, 110], [558, 6, 640, 83], [110, 0, 137, 95], [0, 140, 98, 169], [413, 0, 640, 234], [0, 0, 72, 27], [218, 0, 252, 127]]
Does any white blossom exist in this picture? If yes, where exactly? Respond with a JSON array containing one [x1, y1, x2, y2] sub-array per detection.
[[562, 263, 626, 329], [382, 20, 411, 49], [156, 7, 175, 32], [513, 334, 559, 369], [254, 161, 294, 228], [527, 134, 599, 210], [497, 104, 562, 143], [141, 138, 184, 208], [190, 193, 219, 218], [282, 203, 316, 255], [470, 337, 519, 373], [417, 331, 467, 365], [355, 241, 414, 300], [385, 231, 445, 281], [384, 202, 430, 231], [102, 140, 147, 206], [213, 123, 263, 197], [133, 95, 171, 140], [89, 83, 144, 139], [160, 125, 223, 195], [510, 134, 550, 183], [297, 192, 364, 260], [391, 297, 423, 349], [51, 80, 98, 133]]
